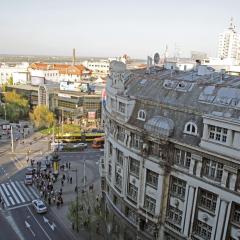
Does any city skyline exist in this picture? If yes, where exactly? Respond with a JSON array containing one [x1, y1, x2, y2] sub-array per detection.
[[1, 0, 240, 59]]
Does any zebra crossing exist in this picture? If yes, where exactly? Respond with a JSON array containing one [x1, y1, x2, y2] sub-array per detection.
[[0, 181, 39, 209]]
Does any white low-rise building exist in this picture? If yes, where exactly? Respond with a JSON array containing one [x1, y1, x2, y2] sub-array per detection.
[[100, 60, 240, 240], [0, 62, 29, 85]]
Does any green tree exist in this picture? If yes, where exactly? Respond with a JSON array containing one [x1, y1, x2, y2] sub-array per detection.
[[8, 76, 13, 85], [0, 91, 29, 122], [29, 105, 55, 129]]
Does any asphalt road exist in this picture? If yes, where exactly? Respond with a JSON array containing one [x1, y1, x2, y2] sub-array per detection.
[[0, 132, 103, 240], [7, 205, 74, 240]]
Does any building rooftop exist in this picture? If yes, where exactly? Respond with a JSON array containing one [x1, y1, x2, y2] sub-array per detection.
[[124, 66, 240, 148]]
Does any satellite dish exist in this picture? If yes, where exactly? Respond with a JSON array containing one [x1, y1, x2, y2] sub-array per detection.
[[154, 52, 160, 65]]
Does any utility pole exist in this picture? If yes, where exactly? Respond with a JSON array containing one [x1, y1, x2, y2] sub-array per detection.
[[11, 126, 14, 153], [83, 159, 86, 192], [72, 168, 79, 232], [3, 104, 6, 121], [61, 109, 64, 136]]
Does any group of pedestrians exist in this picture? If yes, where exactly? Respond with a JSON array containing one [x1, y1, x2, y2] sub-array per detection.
[[31, 160, 75, 208]]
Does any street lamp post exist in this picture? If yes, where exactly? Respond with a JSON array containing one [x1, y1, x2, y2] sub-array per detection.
[[71, 168, 79, 232]]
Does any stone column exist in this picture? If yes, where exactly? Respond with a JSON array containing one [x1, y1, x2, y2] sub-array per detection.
[[189, 159, 195, 175], [183, 185, 195, 236], [214, 199, 229, 240], [196, 160, 202, 177], [111, 147, 117, 183], [221, 169, 228, 187], [122, 156, 128, 196], [202, 123, 209, 140], [226, 129, 233, 146]]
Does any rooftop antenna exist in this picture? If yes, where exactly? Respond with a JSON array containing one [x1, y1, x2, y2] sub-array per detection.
[[164, 45, 168, 63]]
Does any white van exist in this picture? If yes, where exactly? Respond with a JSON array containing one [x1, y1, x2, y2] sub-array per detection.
[[51, 142, 64, 151]]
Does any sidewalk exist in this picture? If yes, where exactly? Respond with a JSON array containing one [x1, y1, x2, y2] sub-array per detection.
[[40, 158, 106, 240]]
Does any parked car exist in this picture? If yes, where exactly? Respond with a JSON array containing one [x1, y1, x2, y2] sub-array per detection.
[[73, 142, 87, 149], [32, 199, 47, 213]]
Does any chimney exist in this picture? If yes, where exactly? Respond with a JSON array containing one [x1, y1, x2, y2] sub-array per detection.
[[146, 56, 152, 73], [72, 48, 76, 66]]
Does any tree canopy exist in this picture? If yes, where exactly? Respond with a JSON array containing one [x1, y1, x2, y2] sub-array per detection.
[[0, 91, 29, 122], [29, 105, 55, 129]]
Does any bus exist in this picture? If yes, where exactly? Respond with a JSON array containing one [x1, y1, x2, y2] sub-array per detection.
[[55, 132, 104, 143], [92, 137, 104, 148]]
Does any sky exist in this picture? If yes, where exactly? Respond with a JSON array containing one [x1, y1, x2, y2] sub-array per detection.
[[0, 0, 240, 59]]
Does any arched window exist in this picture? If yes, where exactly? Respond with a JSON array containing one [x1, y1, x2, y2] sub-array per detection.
[[184, 122, 197, 136], [137, 110, 146, 121]]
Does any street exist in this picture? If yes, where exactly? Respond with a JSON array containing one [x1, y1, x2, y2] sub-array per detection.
[[0, 131, 103, 240]]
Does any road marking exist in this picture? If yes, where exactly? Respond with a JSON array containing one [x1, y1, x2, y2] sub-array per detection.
[[11, 182, 25, 203], [7, 183, 20, 204], [2, 183, 10, 196], [25, 220, 36, 237], [20, 181, 35, 199], [7, 202, 31, 210], [5, 215, 25, 240], [0, 185, 10, 207], [43, 216, 56, 231], [25, 185, 39, 198], [27, 206, 52, 240], [15, 181, 30, 201]]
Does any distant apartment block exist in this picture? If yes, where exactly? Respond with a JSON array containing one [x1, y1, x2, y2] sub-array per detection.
[[218, 18, 240, 60]]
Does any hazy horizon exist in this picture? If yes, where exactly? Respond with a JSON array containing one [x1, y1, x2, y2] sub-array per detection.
[[1, 0, 240, 59]]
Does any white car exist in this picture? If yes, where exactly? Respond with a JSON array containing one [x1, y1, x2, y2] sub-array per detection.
[[32, 199, 47, 213], [73, 142, 87, 149]]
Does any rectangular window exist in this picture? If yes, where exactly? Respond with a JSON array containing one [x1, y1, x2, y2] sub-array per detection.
[[208, 125, 228, 143], [109, 142, 113, 156], [166, 206, 183, 226], [146, 169, 158, 188], [194, 220, 212, 240], [202, 158, 223, 182], [144, 195, 156, 214], [108, 164, 112, 180], [116, 149, 124, 166], [131, 133, 141, 150], [129, 157, 140, 177], [127, 183, 138, 202], [117, 126, 125, 142], [174, 149, 191, 169], [232, 203, 240, 225], [118, 102, 126, 113], [170, 176, 186, 199], [115, 172, 122, 190], [199, 188, 217, 213], [149, 141, 162, 157]]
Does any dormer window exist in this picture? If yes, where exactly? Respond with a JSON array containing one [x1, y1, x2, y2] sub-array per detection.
[[118, 102, 125, 114], [184, 122, 197, 136], [137, 110, 146, 121]]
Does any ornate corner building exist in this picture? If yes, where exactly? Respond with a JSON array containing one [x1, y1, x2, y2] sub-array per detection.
[[99, 61, 240, 240]]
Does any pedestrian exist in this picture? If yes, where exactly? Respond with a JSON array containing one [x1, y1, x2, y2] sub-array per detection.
[[2, 201, 5, 209], [62, 174, 65, 181], [67, 175, 70, 183], [70, 176, 72, 184], [61, 179, 64, 186], [68, 162, 71, 169], [65, 162, 68, 169]]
